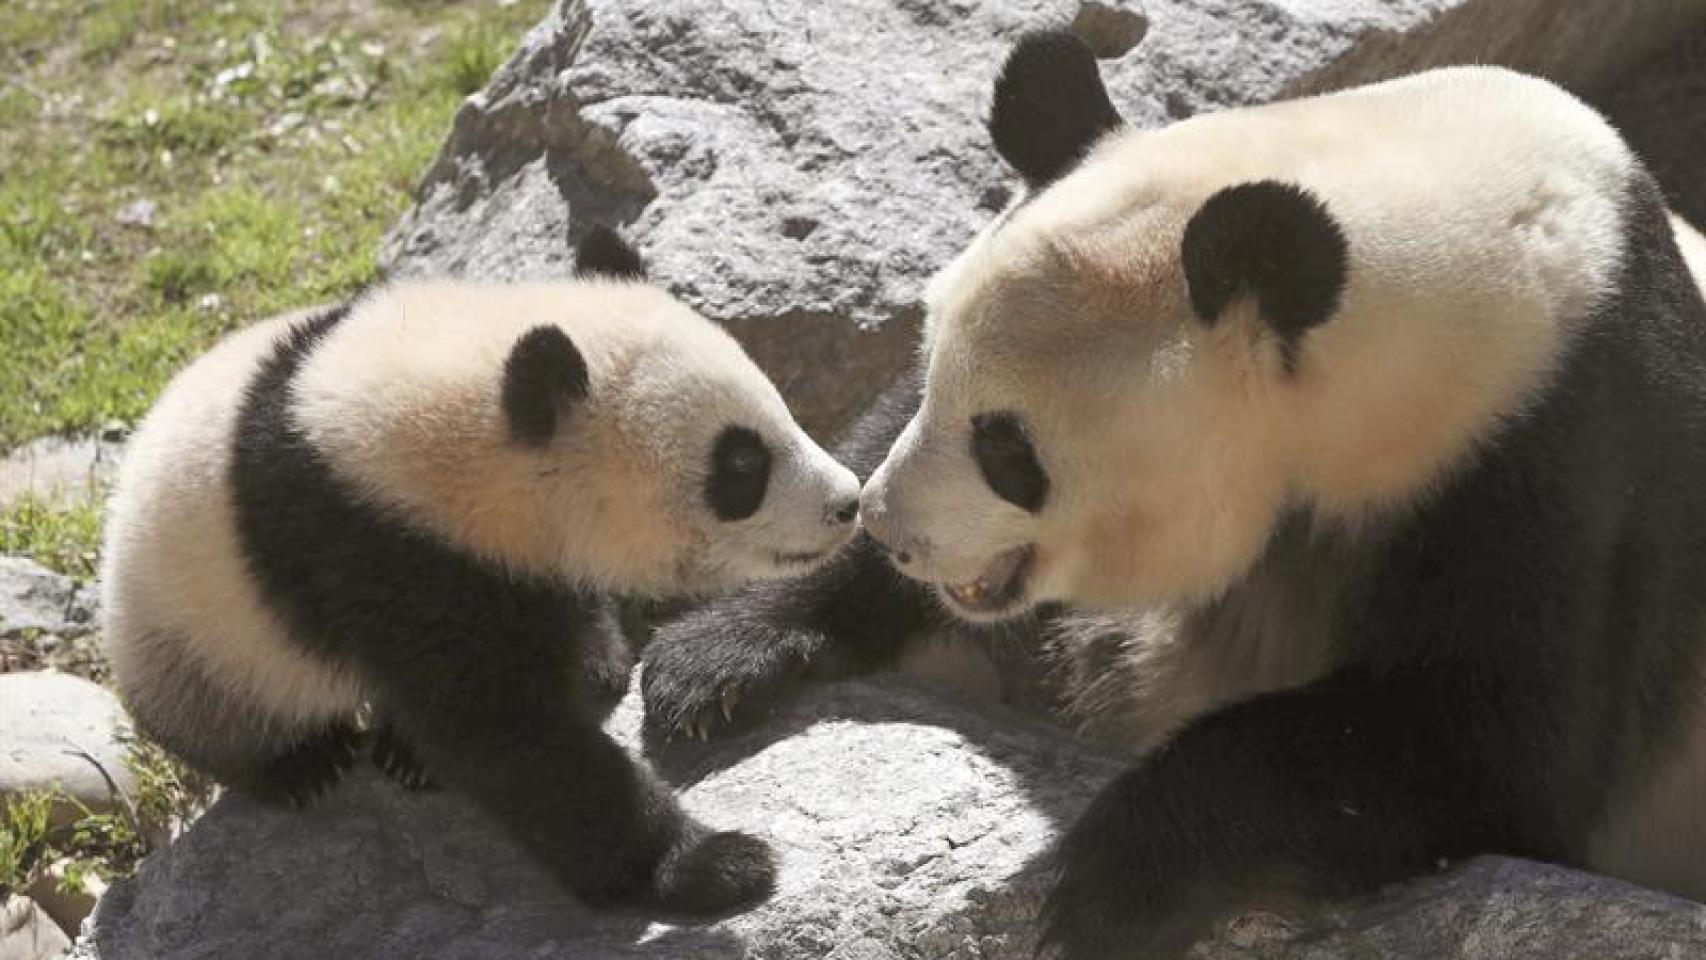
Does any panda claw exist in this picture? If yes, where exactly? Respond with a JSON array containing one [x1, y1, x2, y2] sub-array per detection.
[[720, 687, 739, 723]]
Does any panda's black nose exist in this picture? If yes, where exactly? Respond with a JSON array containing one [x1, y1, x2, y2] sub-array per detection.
[[829, 497, 859, 525]]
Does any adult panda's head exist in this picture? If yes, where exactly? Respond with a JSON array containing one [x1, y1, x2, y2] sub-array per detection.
[[860, 33, 1628, 622], [294, 227, 860, 595]]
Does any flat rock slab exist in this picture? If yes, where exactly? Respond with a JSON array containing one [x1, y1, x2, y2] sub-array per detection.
[[73, 677, 1706, 959], [0, 896, 71, 960], [380, 0, 1702, 435], [0, 672, 137, 825]]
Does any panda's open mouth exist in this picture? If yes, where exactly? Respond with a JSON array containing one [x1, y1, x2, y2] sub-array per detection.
[[938, 545, 1034, 620], [771, 548, 826, 568]]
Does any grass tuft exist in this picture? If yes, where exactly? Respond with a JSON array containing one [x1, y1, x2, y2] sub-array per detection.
[[0, 0, 549, 452], [0, 494, 104, 581]]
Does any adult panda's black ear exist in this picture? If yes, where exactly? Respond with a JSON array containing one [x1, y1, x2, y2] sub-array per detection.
[[988, 30, 1124, 190], [574, 224, 647, 281], [502, 326, 589, 446], [1181, 180, 1349, 371]]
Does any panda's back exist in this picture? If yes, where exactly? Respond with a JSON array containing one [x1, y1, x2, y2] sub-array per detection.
[[102, 308, 365, 729]]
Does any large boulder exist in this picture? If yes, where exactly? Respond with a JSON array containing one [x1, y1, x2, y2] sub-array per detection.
[[73, 677, 1706, 959], [379, 0, 1705, 436]]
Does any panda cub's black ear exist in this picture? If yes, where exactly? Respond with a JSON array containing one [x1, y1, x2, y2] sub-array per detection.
[[502, 326, 589, 446], [1180, 180, 1349, 372], [574, 224, 647, 281], [988, 29, 1124, 190]]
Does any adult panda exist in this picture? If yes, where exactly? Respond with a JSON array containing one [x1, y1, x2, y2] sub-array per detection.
[[101, 227, 861, 914], [643, 32, 1706, 956]]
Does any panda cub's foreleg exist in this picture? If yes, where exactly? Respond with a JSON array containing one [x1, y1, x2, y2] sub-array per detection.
[[368, 623, 773, 913], [369, 721, 434, 792], [1040, 667, 1496, 960], [643, 370, 939, 738], [250, 722, 366, 807]]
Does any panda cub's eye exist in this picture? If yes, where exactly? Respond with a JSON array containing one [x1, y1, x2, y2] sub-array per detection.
[[971, 411, 1049, 513], [707, 425, 772, 522]]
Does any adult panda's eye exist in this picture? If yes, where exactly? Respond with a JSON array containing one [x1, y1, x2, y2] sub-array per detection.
[[707, 425, 772, 521], [971, 411, 1049, 513]]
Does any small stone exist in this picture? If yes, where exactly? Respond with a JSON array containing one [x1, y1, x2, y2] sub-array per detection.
[[0, 672, 138, 828], [0, 896, 71, 960], [196, 293, 223, 312], [0, 559, 97, 641], [114, 200, 156, 230]]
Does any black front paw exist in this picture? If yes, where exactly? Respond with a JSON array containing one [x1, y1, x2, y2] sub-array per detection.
[[653, 826, 777, 915], [371, 723, 437, 792], [577, 598, 636, 702], [1039, 770, 1226, 960], [641, 604, 819, 741]]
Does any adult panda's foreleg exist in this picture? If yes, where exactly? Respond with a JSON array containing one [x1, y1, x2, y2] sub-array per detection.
[[1040, 668, 1499, 960], [377, 643, 775, 913], [642, 369, 940, 739]]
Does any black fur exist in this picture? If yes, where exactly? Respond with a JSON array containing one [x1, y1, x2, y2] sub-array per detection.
[[229, 305, 772, 913], [370, 721, 434, 792], [502, 325, 589, 447], [642, 368, 954, 736], [1040, 174, 1706, 958], [706, 426, 772, 522], [1181, 180, 1349, 372], [254, 721, 364, 808], [971, 410, 1049, 512], [988, 30, 1123, 190], [575, 224, 647, 280]]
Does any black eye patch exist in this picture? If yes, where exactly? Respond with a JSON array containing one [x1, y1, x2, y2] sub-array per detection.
[[971, 411, 1049, 513], [706, 426, 772, 522]]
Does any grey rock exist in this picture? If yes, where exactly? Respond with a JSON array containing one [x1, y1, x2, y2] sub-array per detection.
[[0, 559, 99, 642], [77, 678, 1119, 960], [72, 677, 1706, 959], [0, 896, 70, 960], [0, 672, 137, 827], [0, 436, 124, 512], [379, 0, 1703, 435]]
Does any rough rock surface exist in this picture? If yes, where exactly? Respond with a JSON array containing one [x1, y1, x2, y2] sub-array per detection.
[[0, 896, 70, 960], [380, 0, 1705, 435], [0, 559, 98, 642], [0, 559, 103, 679], [73, 677, 1706, 959], [0, 672, 137, 826]]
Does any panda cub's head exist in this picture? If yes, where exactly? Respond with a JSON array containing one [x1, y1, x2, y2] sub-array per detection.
[[294, 227, 860, 594], [860, 33, 1628, 621]]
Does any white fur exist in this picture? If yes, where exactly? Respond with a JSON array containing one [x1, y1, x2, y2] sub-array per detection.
[[292, 280, 857, 593], [865, 67, 1632, 618], [103, 310, 365, 728], [103, 280, 857, 741]]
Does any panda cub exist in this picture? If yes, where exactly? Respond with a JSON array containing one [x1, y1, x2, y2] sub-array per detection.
[[101, 227, 860, 913], [646, 32, 1706, 957]]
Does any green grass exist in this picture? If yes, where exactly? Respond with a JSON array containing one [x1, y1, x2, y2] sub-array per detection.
[[0, 0, 549, 888], [0, 731, 215, 895], [0, 494, 103, 581], [0, 0, 549, 450]]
